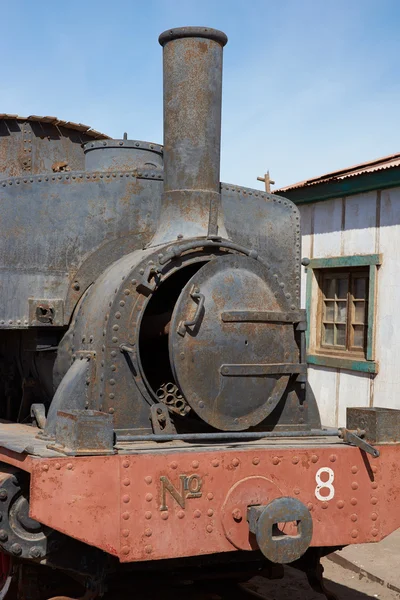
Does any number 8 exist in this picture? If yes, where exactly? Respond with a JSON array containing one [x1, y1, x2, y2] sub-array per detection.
[[315, 467, 335, 501]]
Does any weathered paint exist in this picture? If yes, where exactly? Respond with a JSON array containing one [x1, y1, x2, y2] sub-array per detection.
[[298, 186, 400, 426], [28, 443, 400, 563]]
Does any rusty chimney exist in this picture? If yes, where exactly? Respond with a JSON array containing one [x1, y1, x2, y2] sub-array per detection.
[[150, 27, 228, 246]]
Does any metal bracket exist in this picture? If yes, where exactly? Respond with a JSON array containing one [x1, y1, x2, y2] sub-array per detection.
[[28, 298, 64, 326], [150, 404, 174, 435], [338, 427, 380, 458]]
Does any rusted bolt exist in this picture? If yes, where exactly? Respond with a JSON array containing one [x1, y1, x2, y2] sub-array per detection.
[[0, 490, 7, 501], [30, 546, 41, 558], [0, 530, 8, 542], [232, 508, 242, 522], [11, 543, 22, 556]]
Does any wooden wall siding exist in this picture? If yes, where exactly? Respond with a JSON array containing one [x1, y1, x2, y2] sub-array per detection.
[[373, 187, 400, 408], [299, 186, 400, 426]]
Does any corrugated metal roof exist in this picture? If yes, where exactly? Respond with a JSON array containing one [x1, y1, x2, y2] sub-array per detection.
[[0, 114, 110, 139], [275, 152, 400, 193]]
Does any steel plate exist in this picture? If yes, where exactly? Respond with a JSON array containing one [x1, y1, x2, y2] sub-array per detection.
[[169, 254, 298, 430]]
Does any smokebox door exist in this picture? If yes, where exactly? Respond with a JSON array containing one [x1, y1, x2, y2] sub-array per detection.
[[168, 254, 298, 431]]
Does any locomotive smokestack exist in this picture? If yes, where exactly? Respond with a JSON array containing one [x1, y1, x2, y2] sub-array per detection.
[[151, 26, 228, 245]]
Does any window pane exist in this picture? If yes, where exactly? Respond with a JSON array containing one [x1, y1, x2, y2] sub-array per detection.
[[336, 302, 347, 323], [323, 324, 334, 345], [354, 301, 366, 323], [353, 325, 364, 347], [337, 278, 348, 299], [336, 324, 346, 346], [354, 277, 367, 299], [323, 277, 335, 299], [324, 302, 334, 321]]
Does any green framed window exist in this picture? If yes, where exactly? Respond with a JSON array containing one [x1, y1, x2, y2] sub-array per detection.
[[306, 254, 380, 373]]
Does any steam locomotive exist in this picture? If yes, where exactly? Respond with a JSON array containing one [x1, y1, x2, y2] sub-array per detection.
[[0, 26, 399, 600]]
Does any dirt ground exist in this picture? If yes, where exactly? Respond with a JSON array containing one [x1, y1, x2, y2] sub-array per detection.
[[244, 558, 400, 599]]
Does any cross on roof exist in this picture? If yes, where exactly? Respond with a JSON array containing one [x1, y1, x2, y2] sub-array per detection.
[[257, 171, 275, 193]]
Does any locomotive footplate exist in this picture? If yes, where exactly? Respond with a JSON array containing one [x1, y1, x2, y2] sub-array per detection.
[[12, 440, 398, 564]]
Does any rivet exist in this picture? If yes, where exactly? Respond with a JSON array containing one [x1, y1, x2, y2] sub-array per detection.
[[111, 365, 116, 371], [351, 513, 358, 522], [351, 466, 358, 474], [351, 530, 358, 539], [145, 511, 152, 520], [321, 502, 328, 509], [207, 509, 214, 517], [122, 495, 130, 503], [371, 497, 378, 505], [123, 460, 130, 468], [232, 458, 240, 467], [329, 454, 337, 462], [67, 463, 73, 470], [351, 498, 357, 506], [123, 478, 130, 486], [252, 457, 260, 465], [206, 525, 213, 533], [170, 461, 178, 469], [109, 393, 115, 399], [177, 511, 185, 519], [121, 546, 130, 555], [109, 379, 116, 385], [194, 510, 201, 518], [207, 493, 214, 500], [42, 464, 49, 472], [372, 465, 378, 473], [55, 463, 61, 470], [294, 488, 300, 495], [0, 530, 8, 542], [124, 289, 130, 295], [111, 350, 117, 357], [145, 528, 153, 536], [372, 482, 378, 489], [144, 476, 152, 484], [145, 545, 152, 554], [115, 312, 121, 319], [122, 512, 130, 520], [109, 408, 115, 414], [337, 500, 344, 509], [311, 455, 318, 463], [212, 459, 220, 467], [371, 528, 379, 537], [198, 401, 205, 409], [272, 457, 280, 465], [371, 512, 378, 521], [119, 301, 125, 308], [145, 493, 153, 502], [161, 512, 168, 521], [112, 325, 119, 332], [307, 503, 313, 511], [351, 482, 358, 490], [292, 456, 299, 465], [192, 460, 199, 469], [122, 529, 130, 538]]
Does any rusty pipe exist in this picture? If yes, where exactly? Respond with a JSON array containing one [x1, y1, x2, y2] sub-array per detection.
[[150, 27, 228, 246]]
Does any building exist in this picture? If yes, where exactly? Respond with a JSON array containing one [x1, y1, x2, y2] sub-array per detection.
[[275, 153, 400, 427]]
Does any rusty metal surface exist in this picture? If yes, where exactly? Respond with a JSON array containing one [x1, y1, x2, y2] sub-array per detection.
[[151, 27, 228, 245], [169, 254, 298, 430], [247, 498, 313, 564], [84, 139, 163, 172], [28, 443, 400, 563], [346, 407, 400, 444], [49, 410, 115, 456], [0, 116, 108, 179]]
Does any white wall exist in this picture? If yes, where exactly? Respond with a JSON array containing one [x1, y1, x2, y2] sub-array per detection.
[[299, 187, 400, 426]]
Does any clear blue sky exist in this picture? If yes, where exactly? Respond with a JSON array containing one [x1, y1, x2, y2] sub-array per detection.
[[2, 0, 400, 189]]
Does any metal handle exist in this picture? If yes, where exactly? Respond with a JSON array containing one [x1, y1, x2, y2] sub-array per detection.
[[178, 285, 205, 336]]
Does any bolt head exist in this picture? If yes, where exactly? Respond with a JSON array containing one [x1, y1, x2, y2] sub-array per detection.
[[30, 546, 41, 558], [0, 529, 8, 542], [11, 543, 22, 556], [0, 490, 7, 501], [232, 508, 242, 522]]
